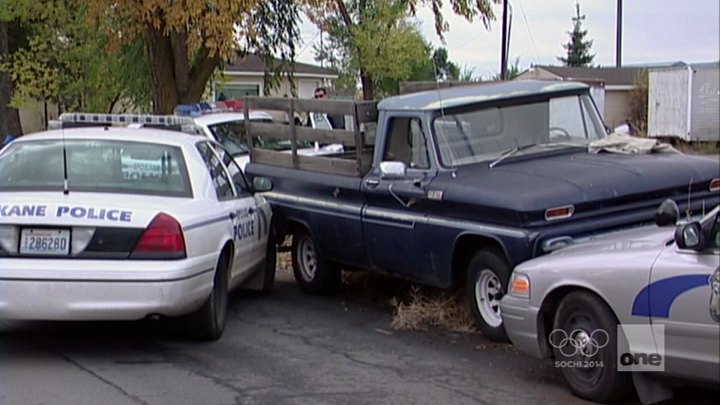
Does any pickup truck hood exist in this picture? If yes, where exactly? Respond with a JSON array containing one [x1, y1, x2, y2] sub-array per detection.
[[440, 150, 719, 222]]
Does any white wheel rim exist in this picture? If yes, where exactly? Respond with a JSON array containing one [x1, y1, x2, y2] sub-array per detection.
[[475, 269, 503, 328], [298, 236, 317, 282]]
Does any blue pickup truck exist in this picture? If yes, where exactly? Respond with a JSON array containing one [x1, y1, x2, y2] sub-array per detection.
[[244, 81, 720, 341]]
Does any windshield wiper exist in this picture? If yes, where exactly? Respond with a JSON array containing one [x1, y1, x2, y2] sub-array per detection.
[[488, 143, 538, 168]]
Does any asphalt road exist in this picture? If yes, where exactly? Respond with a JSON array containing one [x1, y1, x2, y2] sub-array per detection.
[[0, 269, 716, 405]]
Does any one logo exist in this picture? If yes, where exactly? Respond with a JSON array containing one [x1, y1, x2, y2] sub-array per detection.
[[549, 328, 609, 357], [617, 324, 665, 372], [710, 267, 720, 323]]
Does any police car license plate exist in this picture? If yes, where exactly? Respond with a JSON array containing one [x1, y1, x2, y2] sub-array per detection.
[[19, 228, 71, 256]]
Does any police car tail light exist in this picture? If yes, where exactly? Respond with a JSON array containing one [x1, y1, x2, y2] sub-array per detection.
[[710, 178, 720, 192], [132, 213, 186, 257]]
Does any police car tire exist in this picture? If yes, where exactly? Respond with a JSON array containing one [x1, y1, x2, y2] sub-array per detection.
[[258, 236, 277, 295], [291, 229, 340, 295], [553, 291, 633, 403], [188, 251, 230, 341], [466, 249, 510, 342]]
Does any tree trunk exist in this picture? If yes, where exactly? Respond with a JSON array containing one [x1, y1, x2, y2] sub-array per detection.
[[360, 70, 374, 101], [145, 26, 222, 114], [0, 21, 23, 136]]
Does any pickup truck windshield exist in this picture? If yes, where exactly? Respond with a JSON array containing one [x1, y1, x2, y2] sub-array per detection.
[[433, 94, 606, 167]]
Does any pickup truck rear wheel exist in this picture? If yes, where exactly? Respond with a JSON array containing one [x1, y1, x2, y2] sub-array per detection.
[[292, 229, 340, 294], [466, 249, 510, 342]]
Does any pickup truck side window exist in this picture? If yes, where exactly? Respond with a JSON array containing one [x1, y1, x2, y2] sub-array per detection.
[[383, 117, 429, 169]]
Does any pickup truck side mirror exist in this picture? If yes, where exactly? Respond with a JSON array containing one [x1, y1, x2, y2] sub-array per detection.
[[655, 199, 679, 227], [675, 222, 705, 251], [379, 161, 407, 180], [252, 176, 273, 192]]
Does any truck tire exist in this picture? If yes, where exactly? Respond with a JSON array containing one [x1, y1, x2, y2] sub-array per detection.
[[552, 291, 632, 402], [466, 249, 511, 342], [291, 228, 340, 294], [187, 251, 230, 341]]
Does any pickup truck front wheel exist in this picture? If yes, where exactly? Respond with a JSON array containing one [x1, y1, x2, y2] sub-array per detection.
[[292, 229, 341, 295], [466, 249, 510, 342]]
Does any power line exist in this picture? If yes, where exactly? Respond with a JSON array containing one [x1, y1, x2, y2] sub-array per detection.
[[516, 0, 540, 62], [297, 30, 321, 58]]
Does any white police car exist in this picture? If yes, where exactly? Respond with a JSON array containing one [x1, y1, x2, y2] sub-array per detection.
[[0, 114, 275, 341]]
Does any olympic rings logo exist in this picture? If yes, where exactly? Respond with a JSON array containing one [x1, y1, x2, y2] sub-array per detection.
[[549, 328, 610, 357]]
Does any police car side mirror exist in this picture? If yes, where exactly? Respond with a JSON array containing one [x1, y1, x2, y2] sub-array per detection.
[[253, 176, 273, 192], [675, 222, 705, 251]]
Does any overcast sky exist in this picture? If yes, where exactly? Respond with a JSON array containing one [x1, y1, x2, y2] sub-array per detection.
[[297, 0, 720, 79]]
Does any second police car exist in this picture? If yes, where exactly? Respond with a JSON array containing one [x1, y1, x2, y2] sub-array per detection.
[[0, 113, 275, 341]]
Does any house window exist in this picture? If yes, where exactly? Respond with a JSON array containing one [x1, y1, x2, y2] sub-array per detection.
[[215, 84, 261, 100]]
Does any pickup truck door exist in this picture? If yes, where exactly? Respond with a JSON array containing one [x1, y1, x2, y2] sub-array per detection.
[[361, 116, 436, 280], [647, 217, 720, 384]]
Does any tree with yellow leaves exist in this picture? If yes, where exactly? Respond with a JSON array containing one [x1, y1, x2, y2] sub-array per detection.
[[87, 0, 301, 113]]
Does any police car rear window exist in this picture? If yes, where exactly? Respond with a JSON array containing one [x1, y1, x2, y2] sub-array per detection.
[[0, 140, 192, 197]]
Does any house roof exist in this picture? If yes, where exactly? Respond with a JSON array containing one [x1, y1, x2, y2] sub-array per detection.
[[224, 54, 338, 78], [530, 65, 646, 86]]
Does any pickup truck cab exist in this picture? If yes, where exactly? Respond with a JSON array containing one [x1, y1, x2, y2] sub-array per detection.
[[244, 80, 720, 341]]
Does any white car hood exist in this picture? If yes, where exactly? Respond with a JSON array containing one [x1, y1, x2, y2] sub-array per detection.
[[544, 225, 674, 259]]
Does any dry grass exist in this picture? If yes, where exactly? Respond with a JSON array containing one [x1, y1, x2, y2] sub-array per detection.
[[389, 286, 477, 333], [276, 245, 478, 334]]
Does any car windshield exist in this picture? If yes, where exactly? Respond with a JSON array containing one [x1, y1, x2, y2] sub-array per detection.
[[0, 139, 192, 197], [209, 118, 314, 155], [433, 94, 607, 167]]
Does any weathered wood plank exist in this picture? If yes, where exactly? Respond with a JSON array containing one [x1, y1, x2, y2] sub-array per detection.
[[248, 123, 356, 146], [251, 149, 294, 168], [296, 155, 360, 176], [355, 101, 379, 123]]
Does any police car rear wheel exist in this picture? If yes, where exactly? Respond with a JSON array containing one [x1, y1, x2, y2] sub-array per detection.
[[258, 236, 277, 294], [553, 291, 632, 402], [188, 251, 230, 341], [466, 249, 510, 342], [291, 229, 340, 295]]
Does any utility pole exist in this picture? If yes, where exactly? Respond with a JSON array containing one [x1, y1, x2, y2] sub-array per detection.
[[616, 0, 622, 67], [500, 0, 509, 79]]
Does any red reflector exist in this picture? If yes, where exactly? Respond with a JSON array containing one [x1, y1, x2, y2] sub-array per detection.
[[710, 178, 720, 192], [133, 213, 186, 253], [545, 205, 574, 221]]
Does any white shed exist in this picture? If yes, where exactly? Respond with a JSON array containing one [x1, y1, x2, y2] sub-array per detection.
[[648, 62, 719, 141]]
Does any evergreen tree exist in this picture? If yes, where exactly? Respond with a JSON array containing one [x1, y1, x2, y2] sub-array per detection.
[[557, 2, 595, 67]]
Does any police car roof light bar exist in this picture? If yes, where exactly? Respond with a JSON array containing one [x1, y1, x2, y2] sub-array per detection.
[[59, 113, 196, 127]]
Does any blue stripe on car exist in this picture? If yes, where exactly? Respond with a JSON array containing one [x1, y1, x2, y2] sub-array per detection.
[[632, 274, 710, 318], [184, 215, 230, 231]]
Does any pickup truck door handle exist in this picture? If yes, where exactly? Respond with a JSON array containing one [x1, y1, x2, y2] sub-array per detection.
[[365, 178, 380, 188]]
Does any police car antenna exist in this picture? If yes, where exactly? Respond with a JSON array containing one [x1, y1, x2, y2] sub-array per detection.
[[61, 120, 69, 195]]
